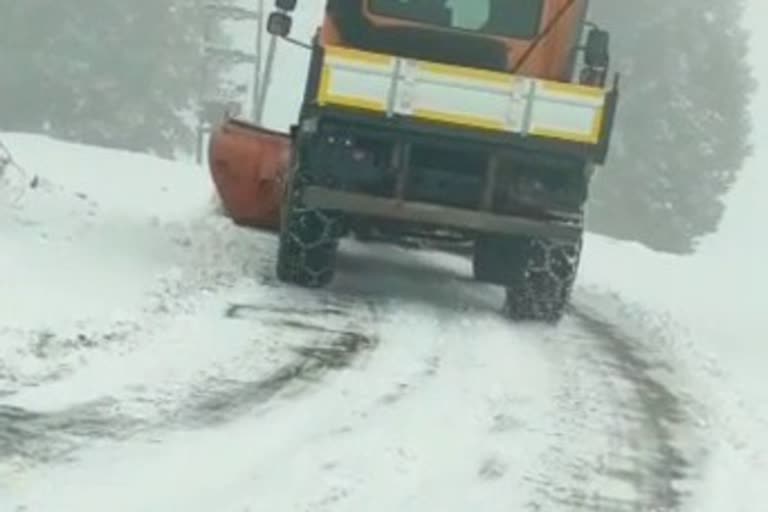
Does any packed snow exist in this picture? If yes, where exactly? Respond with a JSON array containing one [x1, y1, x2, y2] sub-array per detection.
[[1, 133, 649, 511], [0, 131, 764, 510], [1, 1, 767, 511]]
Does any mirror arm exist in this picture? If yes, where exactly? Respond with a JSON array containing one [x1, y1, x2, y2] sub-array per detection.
[[283, 35, 312, 50]]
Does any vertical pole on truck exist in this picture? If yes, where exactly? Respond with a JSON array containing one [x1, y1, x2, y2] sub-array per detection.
[[251, 0, 265, 123], [196, 8, 215, 164], [254, 28, 278, 126]]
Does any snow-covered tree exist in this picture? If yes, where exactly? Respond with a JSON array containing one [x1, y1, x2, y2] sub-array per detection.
[[587, 0, 756, 253], [0, 1, 229, 158]]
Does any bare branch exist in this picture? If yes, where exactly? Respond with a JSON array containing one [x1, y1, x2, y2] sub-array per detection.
[[0, 138, 36, 204], [0, 140, 12, 177]]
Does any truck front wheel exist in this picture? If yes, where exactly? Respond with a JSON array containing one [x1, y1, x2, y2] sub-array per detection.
[[275, 176, 342, 288]]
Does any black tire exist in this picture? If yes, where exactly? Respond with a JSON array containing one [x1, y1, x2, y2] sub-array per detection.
[[275, 172, 342, 288], [474, 234, 583, 323], [504, 236, 582, 323]]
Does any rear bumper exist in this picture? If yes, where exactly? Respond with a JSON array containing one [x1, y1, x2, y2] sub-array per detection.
[[303, 186, 583, 241]]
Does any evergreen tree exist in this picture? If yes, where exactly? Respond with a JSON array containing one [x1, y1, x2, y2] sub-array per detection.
[[587, 0, 755, 253], [0, 1, 228, 158]]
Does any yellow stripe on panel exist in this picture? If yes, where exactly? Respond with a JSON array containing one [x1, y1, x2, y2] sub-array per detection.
[[317, 67, 332, 106], [325, 45, 394, 67], [529, 127, 595, 144], [325, 95, 388, 112], [413, 109, 505, 132], [538, 80, 606, 101], [589, 107, 605, 143]]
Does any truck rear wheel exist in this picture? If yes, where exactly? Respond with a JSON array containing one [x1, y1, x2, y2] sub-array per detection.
[[504, 236, 582, 323], [276, 176, 342, 288], [473, 234, 582, 323]]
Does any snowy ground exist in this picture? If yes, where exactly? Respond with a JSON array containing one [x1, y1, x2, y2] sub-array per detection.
[[1, 2, 767, 509], [0, 125, 764, 511], [0, 132, 722, 511]]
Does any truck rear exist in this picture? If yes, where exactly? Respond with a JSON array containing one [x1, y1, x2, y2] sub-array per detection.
[[213, 0, 619, 323]]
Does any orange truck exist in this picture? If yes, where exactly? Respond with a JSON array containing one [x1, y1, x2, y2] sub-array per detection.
[[208, 0, 619, 322]]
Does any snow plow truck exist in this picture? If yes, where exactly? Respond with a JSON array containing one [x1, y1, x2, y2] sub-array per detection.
[[207, 0, 619, 323]]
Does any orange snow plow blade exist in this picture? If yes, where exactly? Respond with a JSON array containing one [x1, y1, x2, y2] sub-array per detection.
[[207, 118, 291, 229]]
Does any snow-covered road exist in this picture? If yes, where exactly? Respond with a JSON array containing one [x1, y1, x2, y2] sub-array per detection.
[[0, 135, 717, 511], [4, 0, 768, 506]]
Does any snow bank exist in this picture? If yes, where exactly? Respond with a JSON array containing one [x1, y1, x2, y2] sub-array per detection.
[[0, 132, 277, 398], [1, 134, 567, 511], [1, 135, 208, 328], [574, 0, 768, 502]]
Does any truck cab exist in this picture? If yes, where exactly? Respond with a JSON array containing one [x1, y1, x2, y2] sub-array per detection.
[[321, 0, 591, 81]]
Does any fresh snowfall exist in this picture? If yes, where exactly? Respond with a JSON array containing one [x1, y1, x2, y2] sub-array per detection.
[[1, 5, 767, 512]]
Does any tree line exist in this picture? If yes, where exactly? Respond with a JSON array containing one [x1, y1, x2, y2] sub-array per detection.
[[0, 0, 755, 253]]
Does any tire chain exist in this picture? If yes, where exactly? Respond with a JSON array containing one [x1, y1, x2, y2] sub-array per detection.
[[505, 237, 582, 322], [278, 169, 345, 288]]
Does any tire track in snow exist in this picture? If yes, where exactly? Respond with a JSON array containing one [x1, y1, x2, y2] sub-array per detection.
[[176, 300, 378, 429], [273, 324, 556, 512], [0, 214, 251, 395], [0, 294, 377, 470], [2, 244, 549, 512], [1, 240, 701, 511], [573, 308, 691, 509], [522, 298, 698, 512], [0, 401, 142, 465], [573, 287, 768, 511], [204, 247, 568, 512], [0, 216, 382, 472], [0, 212, 249, 389]]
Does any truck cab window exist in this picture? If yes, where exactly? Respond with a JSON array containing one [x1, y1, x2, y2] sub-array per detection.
[[367, 0, 544, 39]]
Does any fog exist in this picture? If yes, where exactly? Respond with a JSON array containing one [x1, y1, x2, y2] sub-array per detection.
[[2, 2, 768, 510]]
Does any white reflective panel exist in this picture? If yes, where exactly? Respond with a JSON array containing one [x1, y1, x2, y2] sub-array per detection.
[[316, 45, 608, 144], [529, 100, 600, 142], [325, 67, 391, 110]]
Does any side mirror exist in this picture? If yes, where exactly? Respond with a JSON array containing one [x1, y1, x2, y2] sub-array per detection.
[[267, 11, 292, 37], [275, 0, 297, 11], [584, 28, 610, 68]]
